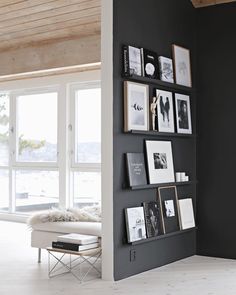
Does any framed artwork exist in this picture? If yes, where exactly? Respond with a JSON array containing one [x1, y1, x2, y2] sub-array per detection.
[[158, 56, 174, 83], [175, 93, 192, 134], [178, 198, 195, 230], [156, 89, 175, 133], [143, 201, 163, 238], [145, 140, 175, 184], [124, 81, 149, 132], [157, 186, 181, 234], [172, 44, 192, 87]]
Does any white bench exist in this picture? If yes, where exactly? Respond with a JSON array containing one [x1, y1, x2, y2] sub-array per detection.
[[31, 221, 102, 262]]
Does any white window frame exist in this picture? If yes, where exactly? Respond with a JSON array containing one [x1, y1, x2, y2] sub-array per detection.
[[12, 85, 59, 168], [0, 70, 101, 220]]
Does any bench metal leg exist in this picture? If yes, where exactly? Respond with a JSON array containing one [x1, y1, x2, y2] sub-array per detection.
[[38, 248, 42, 263]]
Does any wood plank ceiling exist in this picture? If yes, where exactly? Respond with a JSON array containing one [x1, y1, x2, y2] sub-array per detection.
[[192, 0, 236, 7], [0, 0, 101, 52]]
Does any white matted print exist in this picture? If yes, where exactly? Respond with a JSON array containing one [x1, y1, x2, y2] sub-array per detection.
[[172, 45, 192, 87], [156, 89, 174, 133], [145, 140, 175, 184], [175, 93, 192, 134], [124, 81, 149, 132]]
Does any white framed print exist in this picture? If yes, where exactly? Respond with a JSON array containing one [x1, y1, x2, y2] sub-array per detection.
[[172, 45, 192, 87], [124, 81, 149, 132], [145, 140, 175, 184], [175, 93, 192, 134], [156, 89, 175, 133]]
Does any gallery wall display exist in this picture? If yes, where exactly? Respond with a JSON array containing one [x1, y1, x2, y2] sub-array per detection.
[[175, 93, 192, 134], [125, 206, 147, 242], [172, 44, 192, 87], [126, 153, 147, 186], [124, 81, 149, 132], [145, 140, 175, 184], [123, 43, 192, 88], [158, 186, 181, 234], [155, 89, 175, 133]]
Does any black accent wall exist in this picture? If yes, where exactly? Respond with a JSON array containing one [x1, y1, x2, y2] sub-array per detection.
[[113, 0, 197, 280], [197, 3, 236, 258]]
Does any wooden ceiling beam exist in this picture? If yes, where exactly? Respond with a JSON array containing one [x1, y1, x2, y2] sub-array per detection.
[[192, 0, 236, 8]]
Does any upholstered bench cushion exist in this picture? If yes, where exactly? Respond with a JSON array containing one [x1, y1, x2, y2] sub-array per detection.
[[31, 221, 101, 236]]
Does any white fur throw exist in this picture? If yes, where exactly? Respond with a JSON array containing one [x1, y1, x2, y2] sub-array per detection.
[[27, 206, 101, 226]]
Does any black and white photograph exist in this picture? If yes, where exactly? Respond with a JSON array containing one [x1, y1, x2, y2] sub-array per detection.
[[158, 186, 181, 234], [172, 44, 192, 87], [123, 45, 142, 77], [143, 201, 163, 238], [125, 207, 147, 243], [145, 140, 175, 184], [175, 93, 192, 134], [126, 153, 147, 187], [153, 153, 167, 169], [124, 81, 149, 132], [164, 200, 175, 217], [156, 89, 175, 133], [158, 56, 174, 83]]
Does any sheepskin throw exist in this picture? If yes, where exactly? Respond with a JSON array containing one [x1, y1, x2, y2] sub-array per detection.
[[27, 206, 101, 226]]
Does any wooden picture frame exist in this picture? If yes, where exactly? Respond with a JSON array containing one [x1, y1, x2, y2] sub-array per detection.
[[158, 186, 181, 234], [124, 81, 149, 132], [172, 44, 192, 87]]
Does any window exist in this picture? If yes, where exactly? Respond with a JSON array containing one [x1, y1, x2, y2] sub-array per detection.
[[71, 83, 101, 208], [0, 71, 101, 217], [0, 94, 9, 166], [16, 92, 58, 163]]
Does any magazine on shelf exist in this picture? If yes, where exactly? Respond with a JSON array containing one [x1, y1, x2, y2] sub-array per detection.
[[125, 207, 147, 243]]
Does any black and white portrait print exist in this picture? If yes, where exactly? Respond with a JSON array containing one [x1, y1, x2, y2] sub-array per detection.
[[177, 99, 189, 130], [153, 153, 167, 169], [156, 89, 174, 133], [173, 45, 192, 87], [175, 93, 192, 134]]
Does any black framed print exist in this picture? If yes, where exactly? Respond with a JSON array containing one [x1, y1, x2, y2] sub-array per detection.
[[145, 140, 175, 184], [156, 89, 175, 133], [175, 93, 192, 134], [143, 201, 163, 238], [158, 186, 181, 234], [124, 81, 149, 132], [172, 44, 192, 87]]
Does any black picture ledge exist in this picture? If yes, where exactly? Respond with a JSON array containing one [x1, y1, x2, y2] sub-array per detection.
[[129, 180, 197, 191], [122, 74, 195, 93], [130, 227, 197, 246], [126, 130, 197, 138]]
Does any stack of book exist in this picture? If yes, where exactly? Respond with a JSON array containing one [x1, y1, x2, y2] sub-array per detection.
[[52, 233, 99, 252]]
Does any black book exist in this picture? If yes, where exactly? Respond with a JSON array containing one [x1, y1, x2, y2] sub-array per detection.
[[141, 48, 159, 79], [123, 45, 142, 77], [52, 241, 99, 252], [143, 201, 163, 238], [126, 153, 147, 187]]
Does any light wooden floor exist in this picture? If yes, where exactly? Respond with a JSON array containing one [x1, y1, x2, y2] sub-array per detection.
[[1, 221, 236, 295]]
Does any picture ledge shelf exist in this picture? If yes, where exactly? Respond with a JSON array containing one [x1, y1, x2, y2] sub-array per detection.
[[127, 130, 197, 138], [122, 74, 195, 93], [130, 227, 197, 245], [129, 180, 197, 191]]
